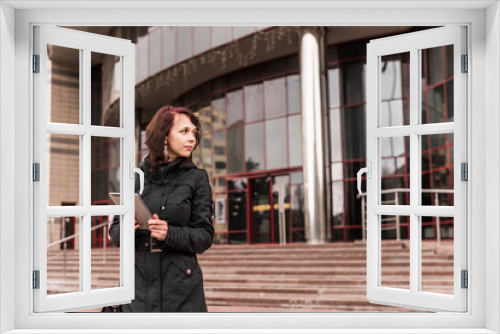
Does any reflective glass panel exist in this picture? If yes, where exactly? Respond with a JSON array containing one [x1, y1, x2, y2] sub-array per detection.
[[47, 216, 81, 295], [342, 106, 366, 160], [47, 45, 80, 124], [328, 68, 341, 108], [380, 136, 410, 206], [92, 52, 121, 127], [228, 192, 247, 231], [287, 75, 301, 114], [266, 118, 287, 170], [332, 181, 344, 227], [211, 97, 227, 131], [46, 134, 80, 206], [329, 108, 343, 162], [245, 122, 264, 172], [148, 28, 162, 75], [380, 215, 410, 290], [226, 89, 244, 127], [288, 114, 303, 167], [379, 52, 409, 127], [290, 184, 305, 242], [244, 83, 264, 123], [250, 177, 271, 243], [341, 62, 364, 105], [213, 131, 227, 176], [227, 126, 244, 174], [264, 77, 286, 119], [91, 215, 121, 291], [91, 137, 121, 205]]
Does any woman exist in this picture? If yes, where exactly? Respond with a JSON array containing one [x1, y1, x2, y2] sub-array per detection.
[[109, 106, 215, 312]]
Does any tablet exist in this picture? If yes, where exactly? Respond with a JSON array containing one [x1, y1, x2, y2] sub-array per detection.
[[109, 193, 152, 231]]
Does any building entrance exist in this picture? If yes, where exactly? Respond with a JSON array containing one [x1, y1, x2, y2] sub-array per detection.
[[249, 174, 291, 244]]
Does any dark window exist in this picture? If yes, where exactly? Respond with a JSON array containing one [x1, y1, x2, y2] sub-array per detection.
[[228, 192, 247, 231], [342, 106, 366, 160], [341, 62, 365, 105]]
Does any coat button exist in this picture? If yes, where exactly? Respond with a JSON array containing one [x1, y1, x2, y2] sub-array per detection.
[[161, 206, 165, 210], [186, 269, 192, 275]]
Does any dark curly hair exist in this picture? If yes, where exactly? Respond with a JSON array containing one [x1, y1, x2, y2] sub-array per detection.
[[144, 106, 202, 172]]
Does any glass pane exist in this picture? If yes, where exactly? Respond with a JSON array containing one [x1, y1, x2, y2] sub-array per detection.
[[327, 68, 341, 108], [176, 27, 192, 63], [214, 194, 227, 230], [290, 184, 305, 242], [245, 122, 264, 172], [264, 77, 286, 119], [244, 84, 264, 123], [211, 96, 226, 131], [212, 26, 232, 48], [250, 177, 271, 243], [162, 27, 176, 68], [287, 74, 301, 114], [46, 45, 80, 124], [342, 106, 366, 160], [379, 52, 409, 127], [272, 175, 291, 244], [290, 172, 303, 184], [421, 216, 454, 295], [421, 45, 453, 124], [196, 132, 212, 177], [341, 62, 364, 105], [228, 178, 247, 190], [332, 181, 344, 226], [266, 118, 287, 170], [288, 115, 303, 167], [380, 215, 410, 290], [92, 52, 121, 127], [148, 28, 162, 75], [46, 134, 80, 206], [228, 192, 247, 231], [213, 131, 227, 176], [226, 89, 244, 127], [380, 136, 410, 206], [193, 27, 210, 55], [91, 215, 120, 291], [92, 137, 121, 205], [227, 126, 244, 174], [47, 216, 81, 295], [331, 162, 343, 181], [329, 108, 342, 162], [228, 232, 247, 244], [421, 134, 454, 206]]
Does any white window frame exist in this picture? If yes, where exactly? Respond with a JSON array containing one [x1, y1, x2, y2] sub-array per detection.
[[365, 26, 467, 312], [32, 25, 136, 313], [0, 1, 498, 333]]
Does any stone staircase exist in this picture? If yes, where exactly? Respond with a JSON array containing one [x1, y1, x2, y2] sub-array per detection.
[[46, 241, 454, 312]]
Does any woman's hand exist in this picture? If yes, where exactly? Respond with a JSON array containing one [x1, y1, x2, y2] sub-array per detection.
[[148, 213, 168, 241]]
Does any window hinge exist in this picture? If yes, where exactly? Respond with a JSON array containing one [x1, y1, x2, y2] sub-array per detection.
[[461, 270, 468, 289], [33, 270, 40, 289], [33, 163, 40, 182], [33, 54, 40, 73], [461, 54, 468, 73], [461, 162, 468, 181]]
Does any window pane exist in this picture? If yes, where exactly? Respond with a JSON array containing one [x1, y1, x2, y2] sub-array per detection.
[[250, 177, 271, 243], [213, 131, 227, 176], [381, 215, 410, 290], [227, 126, 244, 174], [47, 216, 81, 295], [422, 85, 446, 124], [176, 27, 192, 63], [421, 134, 454, 206], [91, 215, 120, 291], [329, 108, 343, 162], [342, 106, 366, 160], [162, 27, 175, 68], [245, 123, 264, 172], [92, 137, 121, 205], [228, 192, 247, 231], [290, 184, 305, 242], [421, 216, 454, 295], [212, 26, 232, 48], [47, 134, 80, 206], [287, 75, 301, 114], [47, 45, 80, 124], [92, 52, 121, 127], [379, 53, 409, 127], [244, 83, 264, 123], [214, 193, 228, 229], [211, 96, 226, 131], [266, 118, 287, 169], [264, 77, 286, 118], [332, 181, 344, 227], [288, 114, 303, 167], [380, 136, 410, 206], [341, 62, 364, 105], [193, 27, 210, 55], [328, 68, 341, 108], [226, 89, 244, 127], [423, 46, 445, 87], [148, 28, 162, 75]]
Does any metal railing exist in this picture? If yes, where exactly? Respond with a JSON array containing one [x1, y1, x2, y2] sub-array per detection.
[[357, 188, 454, 244]]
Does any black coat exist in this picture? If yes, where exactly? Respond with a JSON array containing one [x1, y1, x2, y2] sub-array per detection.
[[109, 158, 214, 312]]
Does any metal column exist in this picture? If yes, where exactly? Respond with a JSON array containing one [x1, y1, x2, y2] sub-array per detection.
[[300, 28, 330, 244]]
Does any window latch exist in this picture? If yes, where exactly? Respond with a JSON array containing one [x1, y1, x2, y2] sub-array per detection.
[[357, 162, 371, 195]]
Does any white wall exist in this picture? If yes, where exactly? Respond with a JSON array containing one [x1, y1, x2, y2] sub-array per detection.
[[0, 2, 16, 333], [486, 2, 500, 333]]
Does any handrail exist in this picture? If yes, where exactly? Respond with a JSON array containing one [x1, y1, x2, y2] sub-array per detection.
[[47, 220, 112, 249]]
